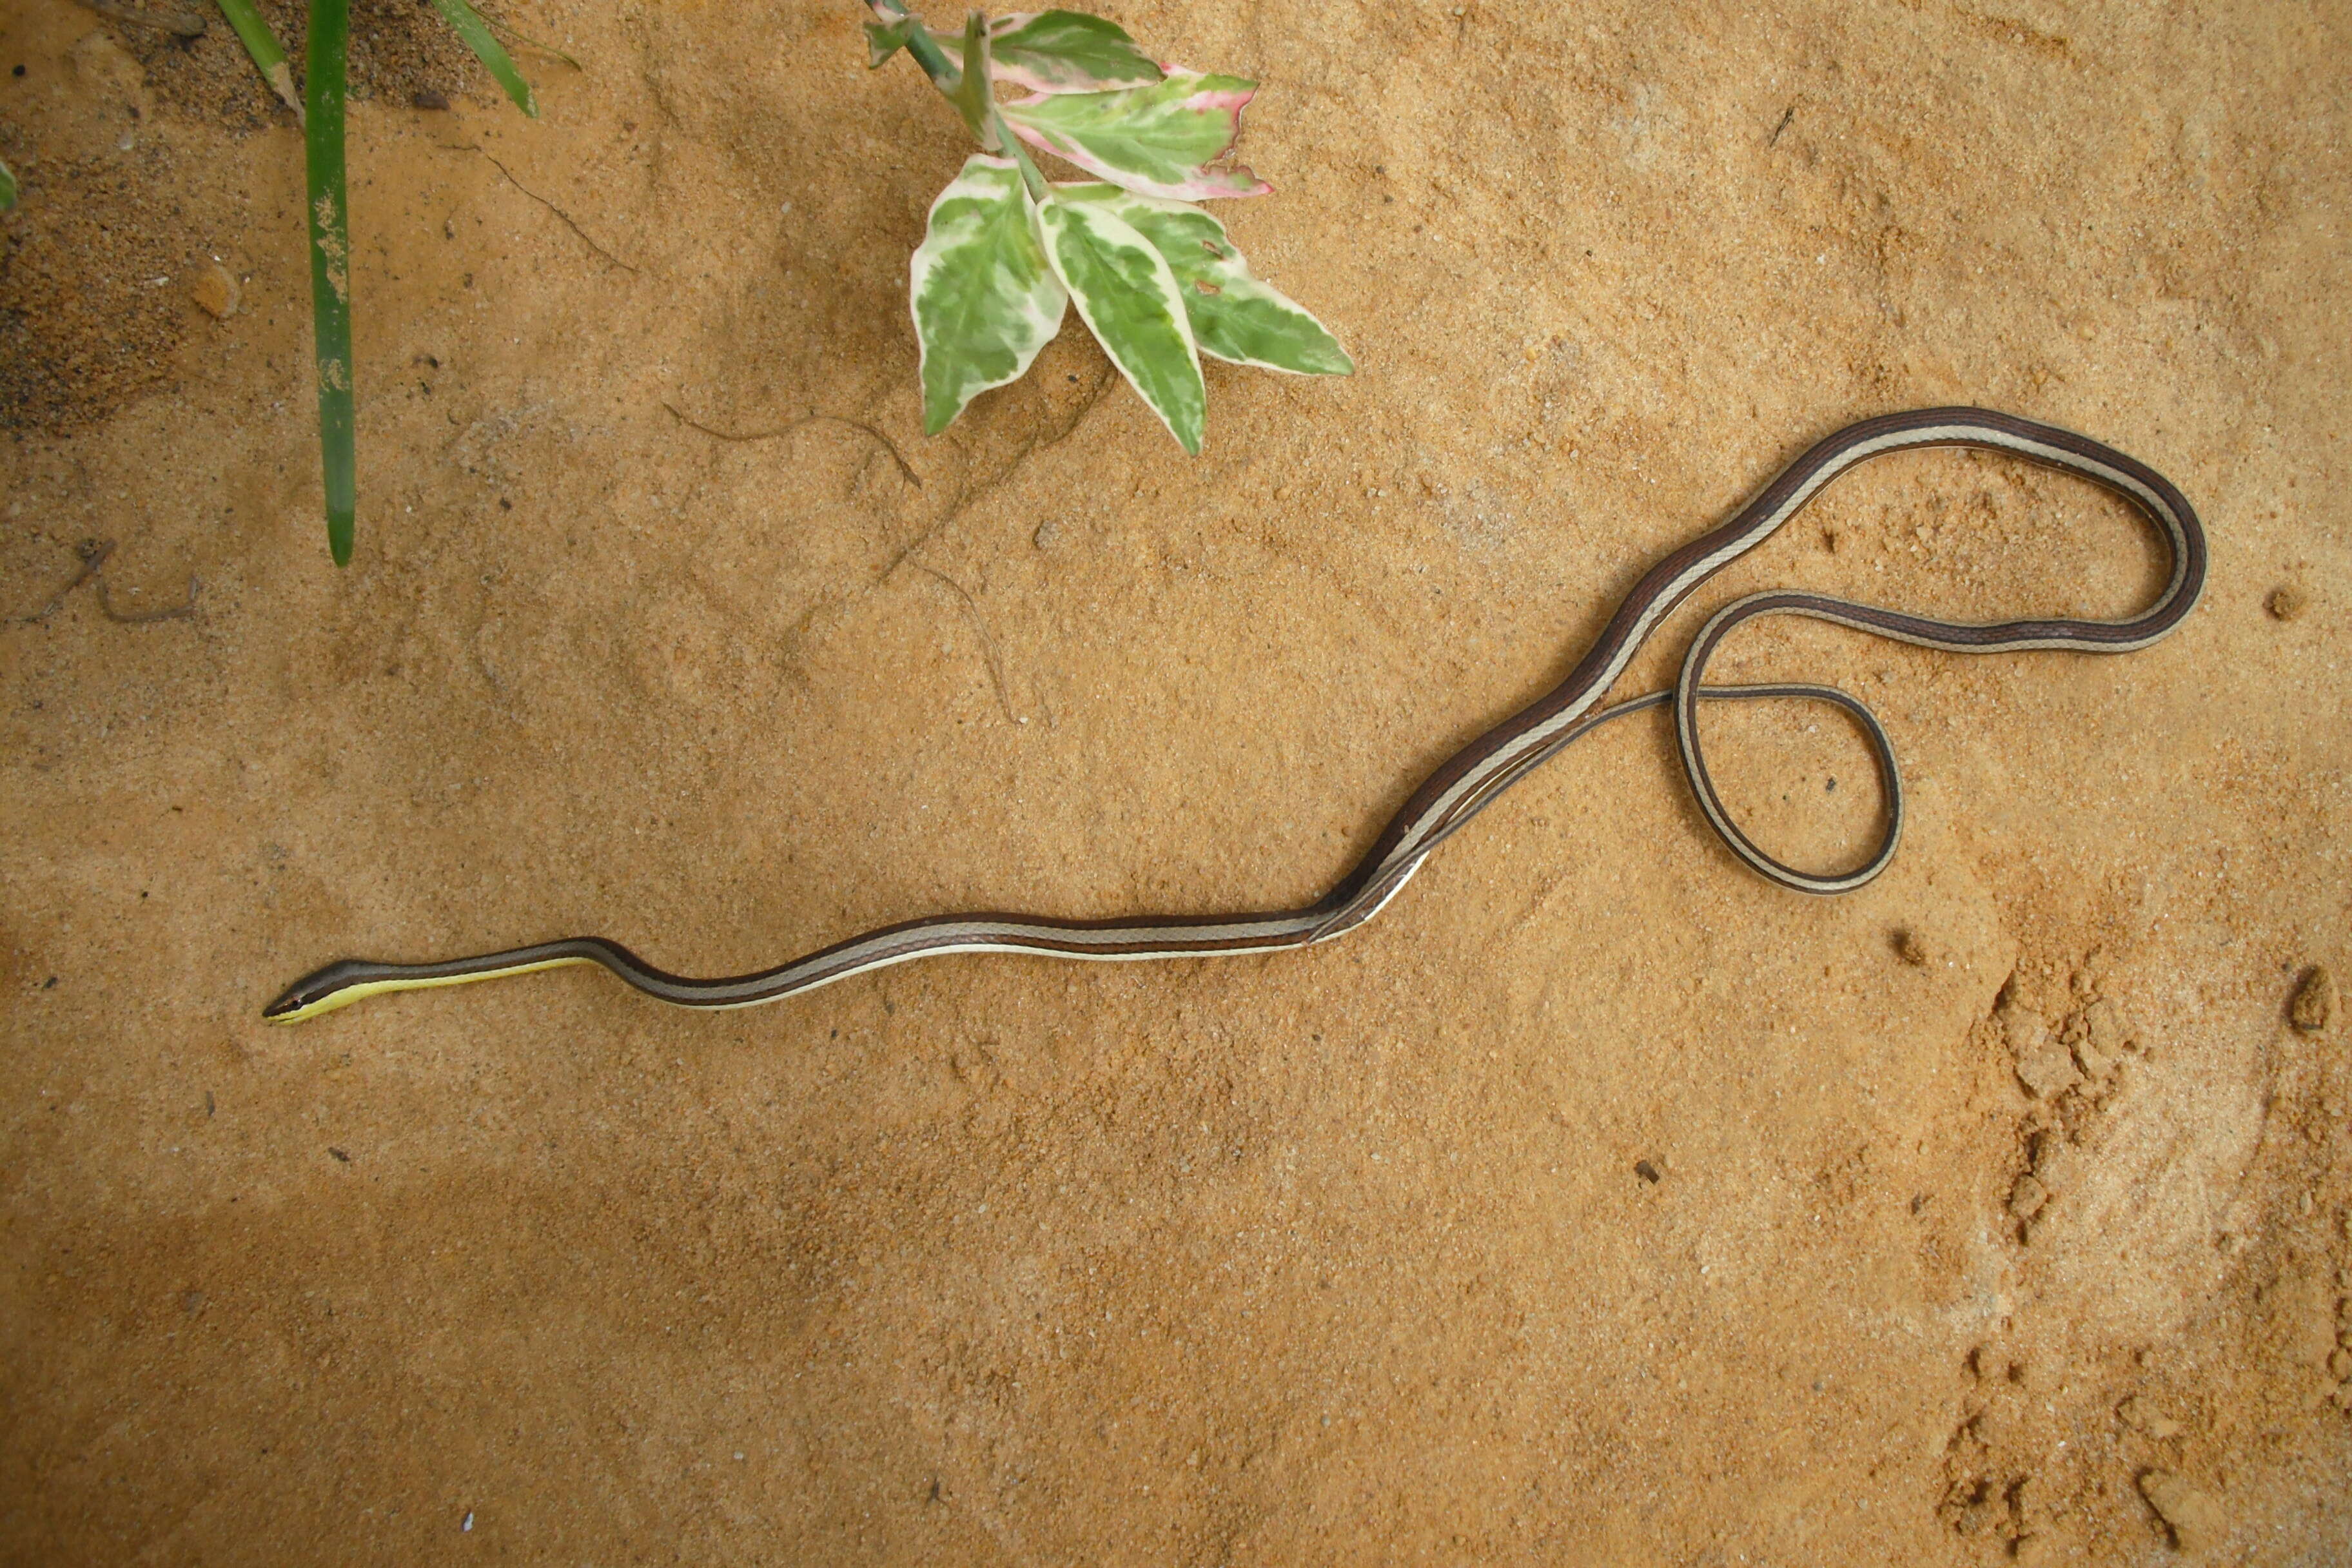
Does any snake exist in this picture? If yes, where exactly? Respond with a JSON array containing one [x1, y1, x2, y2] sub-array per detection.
[[264, 407, 2205, 1024]]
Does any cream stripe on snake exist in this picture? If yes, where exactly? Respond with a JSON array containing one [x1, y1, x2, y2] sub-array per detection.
[[264, 407, 2206, 1023]]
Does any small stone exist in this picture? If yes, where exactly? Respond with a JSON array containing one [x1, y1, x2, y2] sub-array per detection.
[[2028, 1130, 2079, 1193], [2085, 997, 2128, 1057], [2289, 966, 2334, 1033], [2073, 946, 2110, 996], [2010, 1174, 2048, 1219], [1633, 1159, 1661, 1184], [2119, 1396, 2183, 1440], [1894, 927, 1928, 966], [1032, 517, 1062, 549], [190, 262, 239, 319], [1954, 1499, 1998, 1536], [2266, 585, 2308, 622], [2070, 1007, 2122, 1079], [2008, 1007, 2080, 1099], [2137, 1469, 2223, 1552], [2327, 1346, 2351, 1381], [412, 89, 452, 110]]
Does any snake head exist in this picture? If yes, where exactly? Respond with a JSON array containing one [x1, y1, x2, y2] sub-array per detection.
[[262, 960, 384, 1024]]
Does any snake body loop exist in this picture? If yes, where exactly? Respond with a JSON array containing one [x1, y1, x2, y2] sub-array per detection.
[[265, 407, 2205, 1023]]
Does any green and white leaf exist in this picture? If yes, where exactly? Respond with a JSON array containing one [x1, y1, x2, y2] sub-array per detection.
[[1002, 70, 1271, 201], [925, 10, 1162, 94], [0, 157, 15, 213], [910, 155, 1068, 435], [1054, 184, 1350, 375], [864, 15, 914, 67], [1037, 191, 1206, 453]]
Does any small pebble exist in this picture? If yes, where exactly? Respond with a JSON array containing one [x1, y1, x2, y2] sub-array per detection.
[[2079, 999, 2128, 1072], [2008, 1008, 2081, 1099], [1894, 927, 1928, 966], [2009, 1174, 2048, 1219], [1032, 517, 1062, 549], [2266, 585, 2308, 622], [190, 262, 239, 319], [462, 1511, 474, 1531], [1633, 1159, 1661, 1184], [2289, 966, 2333, 1033], [413, 90, 452, 111]]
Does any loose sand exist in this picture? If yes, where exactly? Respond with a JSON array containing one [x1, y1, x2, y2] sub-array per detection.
[[4, 1, 2348, 1562]]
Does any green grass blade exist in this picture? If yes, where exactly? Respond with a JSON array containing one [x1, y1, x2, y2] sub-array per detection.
[[213, 0, 304, 121], [480, 10, 581, 72], [426, 0, 539, 117], [305, 0, 355, 565], [0, 157, 16, 213]]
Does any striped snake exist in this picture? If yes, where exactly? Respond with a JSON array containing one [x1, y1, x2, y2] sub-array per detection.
[[265, 407, 2205, 1023]]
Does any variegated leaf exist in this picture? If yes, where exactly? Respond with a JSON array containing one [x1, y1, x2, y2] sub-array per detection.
[[923, 11, 1162, 94], [1001, 70, 1272, 201], [1037, 193, 1206, 453], [910, 157, 1069, 435], [864, 17, 914, 67], [1054, 185, 1351, 375]]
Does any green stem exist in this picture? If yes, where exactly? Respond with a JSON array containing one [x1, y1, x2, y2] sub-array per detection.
[[995, 112, 1046, 199], [869, 3, 1047, 199], [897, 15, 961, 91], [304, 0, 355, 566]]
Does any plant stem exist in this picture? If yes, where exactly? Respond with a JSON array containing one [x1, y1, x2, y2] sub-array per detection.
[[869, 3, 1048, 199], [994, 112, 1046, 198], [304, 0, 355, 565], [897, 15, 960, 92], [869, 0, 956, 89]]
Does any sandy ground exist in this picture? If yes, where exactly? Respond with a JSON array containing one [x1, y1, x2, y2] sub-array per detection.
[[4, 1, 2349, 1562]]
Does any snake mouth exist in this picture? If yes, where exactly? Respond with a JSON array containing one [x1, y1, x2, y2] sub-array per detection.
[[260, 990, 309, 1020]]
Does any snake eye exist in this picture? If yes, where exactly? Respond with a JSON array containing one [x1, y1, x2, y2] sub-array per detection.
[[262, 982, 326, 1020]]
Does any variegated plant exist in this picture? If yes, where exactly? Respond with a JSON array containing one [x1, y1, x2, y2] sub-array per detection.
[[865, 3, 1349, 453]]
